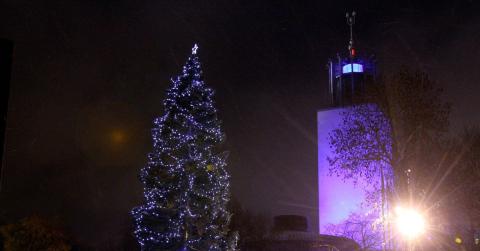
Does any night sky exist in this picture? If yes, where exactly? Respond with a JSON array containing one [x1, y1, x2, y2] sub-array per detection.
[[1, 0, 480, 248]]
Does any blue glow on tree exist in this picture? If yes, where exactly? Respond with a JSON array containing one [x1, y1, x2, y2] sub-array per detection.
[[132, 44, 238, 251]]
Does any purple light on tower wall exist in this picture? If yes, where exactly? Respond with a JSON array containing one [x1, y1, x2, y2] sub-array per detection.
[[317, 108, 372, 233]]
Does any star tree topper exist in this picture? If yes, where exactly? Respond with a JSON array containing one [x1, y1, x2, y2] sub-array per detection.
[[192, 43, 199, 55]]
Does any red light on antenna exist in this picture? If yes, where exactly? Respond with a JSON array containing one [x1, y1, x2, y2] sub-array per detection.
[[351, 48, 356, 56]]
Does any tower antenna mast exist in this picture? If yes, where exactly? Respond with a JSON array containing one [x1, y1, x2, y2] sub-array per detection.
[[346, 11, 356, 57]]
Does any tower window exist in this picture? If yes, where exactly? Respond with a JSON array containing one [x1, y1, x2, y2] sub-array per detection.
[[342, 63, 363, 74]]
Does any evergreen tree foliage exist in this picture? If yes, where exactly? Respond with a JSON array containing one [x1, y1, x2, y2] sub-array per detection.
[[132, 45, 238, 251]]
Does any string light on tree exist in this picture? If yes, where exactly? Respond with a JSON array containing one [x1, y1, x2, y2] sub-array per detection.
[[131, 44, 238, 251]]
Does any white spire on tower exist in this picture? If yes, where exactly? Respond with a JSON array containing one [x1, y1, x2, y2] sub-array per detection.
[[346, 11, 356, 57]]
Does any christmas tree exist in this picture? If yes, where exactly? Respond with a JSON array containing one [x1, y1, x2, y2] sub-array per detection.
[[132, 44, 238, 251]]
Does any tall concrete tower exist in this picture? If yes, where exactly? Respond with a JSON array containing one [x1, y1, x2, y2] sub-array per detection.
[[317, 12, 377, 233]]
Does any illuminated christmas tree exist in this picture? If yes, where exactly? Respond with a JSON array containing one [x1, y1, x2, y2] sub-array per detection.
[[132, 44, 238, 251]]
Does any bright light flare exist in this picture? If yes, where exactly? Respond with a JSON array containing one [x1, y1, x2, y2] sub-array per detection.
[[395, 206, 426, 239]]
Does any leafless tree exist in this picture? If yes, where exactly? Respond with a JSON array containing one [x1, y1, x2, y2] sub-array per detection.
[[325, 211, 383, 251], [328, 68, 450, 250]]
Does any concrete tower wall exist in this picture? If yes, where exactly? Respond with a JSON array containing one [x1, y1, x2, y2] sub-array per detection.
[[317, 108, 372, 233]]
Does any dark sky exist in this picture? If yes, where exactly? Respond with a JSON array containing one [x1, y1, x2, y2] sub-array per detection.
[[1, 0, 480, 248]]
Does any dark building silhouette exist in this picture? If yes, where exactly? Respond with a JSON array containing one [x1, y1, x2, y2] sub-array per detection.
[[273, 215, 308, 232], [245, 215, 359, 251]]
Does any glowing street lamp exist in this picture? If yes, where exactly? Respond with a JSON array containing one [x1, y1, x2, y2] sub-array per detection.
[[395, 206, 426, 240]]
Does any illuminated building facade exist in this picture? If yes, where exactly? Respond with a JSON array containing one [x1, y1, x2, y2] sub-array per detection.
[[317, 12, 378, 233]]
